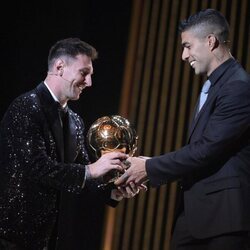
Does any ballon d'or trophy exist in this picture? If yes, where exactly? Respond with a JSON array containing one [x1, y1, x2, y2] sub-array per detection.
[[86, 115, 138, 188]]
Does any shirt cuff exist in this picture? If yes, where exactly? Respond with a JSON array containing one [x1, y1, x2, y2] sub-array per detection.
[[81, 165, 91, 189]]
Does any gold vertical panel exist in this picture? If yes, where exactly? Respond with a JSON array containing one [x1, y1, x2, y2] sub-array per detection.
[[136, 0, 161, 155], [129, 0, 153, 124], [102, 1, 250, 250], [101, 0, 144, 249], [247, 29, 250, 73], [236, 0, 247, 63], [150, 6, 181, 250], [162, 182, 178, 250], [228, 0, 238, 58], [247, 0, 250, 74], [119, 0, 145, 117], [142, 0, 165, 156]]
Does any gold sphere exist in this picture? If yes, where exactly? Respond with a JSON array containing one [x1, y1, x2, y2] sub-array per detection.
[[86, 115, 138, 160]]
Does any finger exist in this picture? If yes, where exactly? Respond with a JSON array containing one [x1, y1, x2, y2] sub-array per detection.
[[117, 186, 132, 198], [110, 151, 128, 159], [111, 165, 123, 172], [125, 186, 136, 198], [129, 182, 138, 194], [117, 186, 126, 196], [114, 171, 128, 185], [111, 159, 123, 165], [138, 183, 148, 192]]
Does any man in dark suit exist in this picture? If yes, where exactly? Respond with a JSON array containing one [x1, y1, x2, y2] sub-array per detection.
[[0, 38, 141, 250], [115, 9, 250, 249]]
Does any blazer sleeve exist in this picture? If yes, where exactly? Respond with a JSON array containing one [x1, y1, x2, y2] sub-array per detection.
[[146, 79, 250, 187]]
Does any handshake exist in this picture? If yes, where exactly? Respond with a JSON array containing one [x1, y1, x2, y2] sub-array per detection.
[[114, 155, 150, 198], [87, 152, 149, 199]]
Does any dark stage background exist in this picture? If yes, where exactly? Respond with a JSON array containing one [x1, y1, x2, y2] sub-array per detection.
[[1, 1, 132, 249]]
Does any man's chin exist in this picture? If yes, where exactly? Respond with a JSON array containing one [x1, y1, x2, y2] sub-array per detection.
[[70, 95, 81, 101], [194, 68, 203, 75], [193, 68, 199, 75]]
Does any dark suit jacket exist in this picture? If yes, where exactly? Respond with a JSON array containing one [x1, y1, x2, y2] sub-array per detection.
[[0, 83, 115, 249], [146, 59, 250, 238]]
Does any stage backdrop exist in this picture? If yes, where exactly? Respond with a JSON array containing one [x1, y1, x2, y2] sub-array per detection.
[[102, 0, 250, 250]]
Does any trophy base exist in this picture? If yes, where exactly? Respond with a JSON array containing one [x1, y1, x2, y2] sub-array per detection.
[[98, 170, 120, 189]]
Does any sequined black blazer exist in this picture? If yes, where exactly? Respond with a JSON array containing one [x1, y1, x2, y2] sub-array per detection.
[[0, 82, 106, 249]]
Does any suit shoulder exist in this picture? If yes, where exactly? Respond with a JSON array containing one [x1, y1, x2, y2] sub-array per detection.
[[230, 61, 250, 83], [2, 89, 41, 122], [11, 89, 39, 108]]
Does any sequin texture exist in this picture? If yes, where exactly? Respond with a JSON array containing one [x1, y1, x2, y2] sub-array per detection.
[[0, 83, 89, 249]]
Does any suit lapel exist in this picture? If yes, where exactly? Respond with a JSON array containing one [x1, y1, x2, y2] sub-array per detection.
[[35, 83, 65, 162], [188, 61, 240, 141], [188, 84, 217, 141]]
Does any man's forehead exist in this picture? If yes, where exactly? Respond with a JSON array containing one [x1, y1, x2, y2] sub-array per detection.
[[181, 30, 192, 39], [82, 65, 93, 74], [181, 30, 200, 44], [76, 54, 92, 63], [181, 31, 191, 45], [76, 54, 93, 71]]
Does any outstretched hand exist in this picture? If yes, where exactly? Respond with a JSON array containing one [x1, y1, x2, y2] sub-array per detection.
[[87, 152, 127, 179], [114, 156, 149, 186]]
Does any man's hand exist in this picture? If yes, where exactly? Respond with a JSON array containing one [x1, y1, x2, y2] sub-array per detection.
[[111, 182, 148, 200], [87, 152, 127, 179], [114, 156, 149, 186]]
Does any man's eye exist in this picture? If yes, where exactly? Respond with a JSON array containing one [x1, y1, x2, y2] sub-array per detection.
[[81, 69, 91, 77], [182, 44, 191, 50]]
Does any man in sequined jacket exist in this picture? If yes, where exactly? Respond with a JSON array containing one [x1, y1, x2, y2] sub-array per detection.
[[0, 38, 140, 249]]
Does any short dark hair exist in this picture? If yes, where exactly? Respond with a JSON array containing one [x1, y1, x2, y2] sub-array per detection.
[[48, 37, 98, 69], [179, 9, 230, 44]]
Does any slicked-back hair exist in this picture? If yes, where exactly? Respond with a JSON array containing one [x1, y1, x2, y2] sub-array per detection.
[[179, 9, 230, 44], [48, 37, 98, 70]]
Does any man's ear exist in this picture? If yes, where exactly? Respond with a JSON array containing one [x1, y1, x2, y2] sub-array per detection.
[[54, 58, 64, 75], [208, 34, 219, 51]]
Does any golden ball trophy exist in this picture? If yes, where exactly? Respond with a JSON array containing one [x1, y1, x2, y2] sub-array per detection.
[[86, 115, 138, 188]]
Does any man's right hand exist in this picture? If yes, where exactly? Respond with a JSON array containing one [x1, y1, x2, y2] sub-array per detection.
[[87, 152, 128, 179], [114, 156, 148, 186]]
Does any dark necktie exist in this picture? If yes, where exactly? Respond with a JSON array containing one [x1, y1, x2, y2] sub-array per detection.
[[58, 105, 69, 129], [57, 103, 77, 163], [57, 104, 70, 161]]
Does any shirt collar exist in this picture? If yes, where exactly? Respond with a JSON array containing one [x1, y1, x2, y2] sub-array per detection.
[[43, 81, 67, 108], [208, 57, 235, 86]]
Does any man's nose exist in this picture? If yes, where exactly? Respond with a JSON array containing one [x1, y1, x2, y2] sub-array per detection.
[[85, 75, 92, 87], [182, 48, 189, 61]]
